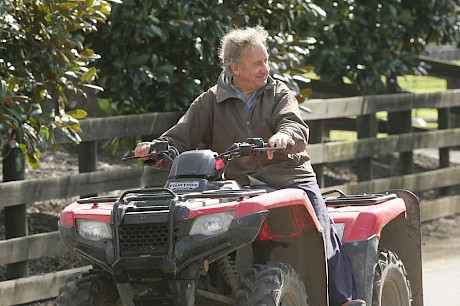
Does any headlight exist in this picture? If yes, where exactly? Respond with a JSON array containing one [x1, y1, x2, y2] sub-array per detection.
[[189, 211, 234, 236], [76, 219, 112, 241]]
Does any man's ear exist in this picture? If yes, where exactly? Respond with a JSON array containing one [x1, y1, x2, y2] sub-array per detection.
[[230, 62, 239, 76]]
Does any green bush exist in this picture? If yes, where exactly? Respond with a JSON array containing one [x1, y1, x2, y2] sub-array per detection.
[[90, 0, 460, 113], [88, 0, 320, 113], [297, 0, 460, 94], [2, 0, 459, 167], [0, 0, 113, 167]]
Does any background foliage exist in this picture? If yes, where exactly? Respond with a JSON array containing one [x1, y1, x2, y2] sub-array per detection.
[[1, 0, 460, 167], [89, 0, 460, 113], [88, 0, 323, 114], [0, 0, 112, 168], [300, 0, 460, 94]]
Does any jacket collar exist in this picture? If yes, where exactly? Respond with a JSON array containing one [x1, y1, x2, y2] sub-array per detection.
[[215, 72, 275, 103]]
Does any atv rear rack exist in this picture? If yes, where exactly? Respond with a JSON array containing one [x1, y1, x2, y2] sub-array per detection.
[[324, 192, 397, 206]]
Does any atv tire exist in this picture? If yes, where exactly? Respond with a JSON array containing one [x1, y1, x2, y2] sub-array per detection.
[[236, 262, 308, 306], [372, 250, 412, 306], [57, 272, 119, 306]]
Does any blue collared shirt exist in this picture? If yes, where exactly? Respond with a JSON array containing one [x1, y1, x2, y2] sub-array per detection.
[[226, 75, 259, 119]]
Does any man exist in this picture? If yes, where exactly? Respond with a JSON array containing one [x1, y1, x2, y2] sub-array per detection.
[[135, 25, 365, 306]]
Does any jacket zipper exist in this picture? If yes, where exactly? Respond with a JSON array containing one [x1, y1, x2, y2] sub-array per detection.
[[246, 119, 252, 139]]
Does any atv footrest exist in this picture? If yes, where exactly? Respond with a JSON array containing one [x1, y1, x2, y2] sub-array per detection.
[[325, 193, 397, 206]]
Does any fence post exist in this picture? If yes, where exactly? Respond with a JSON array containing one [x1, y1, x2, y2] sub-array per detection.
[[446, 78, 460, 133], [2, 148, 29, 279], [78, 141, 98, 198], [388, 111, 414, 175], [356, 115, 377, 181], [438, 108, 451, 196], [309, 120, 324, 187]]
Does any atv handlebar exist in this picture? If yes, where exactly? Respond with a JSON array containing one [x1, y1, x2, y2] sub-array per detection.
[[217, 138, 286, 161], [122, 138, 286, 163], [121, 141, 177, 163]]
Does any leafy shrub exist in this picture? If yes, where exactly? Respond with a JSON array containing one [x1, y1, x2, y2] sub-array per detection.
[[297, 0, 460, 94], [0, 0, 113, 167], [88, 0, 320, 113], [90, 0, 460, 113]]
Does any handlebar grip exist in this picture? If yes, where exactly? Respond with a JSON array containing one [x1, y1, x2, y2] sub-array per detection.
[[150, 140, 169, 153]]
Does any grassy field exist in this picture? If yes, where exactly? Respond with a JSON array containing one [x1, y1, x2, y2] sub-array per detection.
[[397, 75, 447, 93], [328, 74, 448, 141]]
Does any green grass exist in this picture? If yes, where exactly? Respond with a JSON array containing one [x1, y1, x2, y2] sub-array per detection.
[[327, 74, 447, 141], [304, 66, 454, 141], [397, 75, 447, 94]]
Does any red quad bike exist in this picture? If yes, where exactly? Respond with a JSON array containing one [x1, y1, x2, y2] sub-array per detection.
[[57, 138, 423, 306]]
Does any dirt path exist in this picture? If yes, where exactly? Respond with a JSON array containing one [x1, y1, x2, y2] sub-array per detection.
[[422, 213, 460, 261]]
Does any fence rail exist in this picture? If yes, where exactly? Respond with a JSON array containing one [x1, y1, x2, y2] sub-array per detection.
[[1, 87, 460, 305]]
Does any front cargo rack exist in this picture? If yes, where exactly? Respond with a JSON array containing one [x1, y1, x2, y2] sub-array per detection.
[[179, 189, 266, 200], [76, 188, 266, 205]]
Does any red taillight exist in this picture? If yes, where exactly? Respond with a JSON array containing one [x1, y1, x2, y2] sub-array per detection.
[[215, 158, 225, 170], [60, 210, 75, 227]]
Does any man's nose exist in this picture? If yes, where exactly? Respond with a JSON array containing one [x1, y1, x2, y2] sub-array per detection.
[[262, 62, 270, 73]]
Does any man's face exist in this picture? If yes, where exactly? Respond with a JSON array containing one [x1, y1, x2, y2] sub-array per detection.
[[231, 43, 270, 93]]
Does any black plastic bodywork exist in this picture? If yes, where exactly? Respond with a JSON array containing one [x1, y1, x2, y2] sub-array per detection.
[[59, 188, 269, 305]]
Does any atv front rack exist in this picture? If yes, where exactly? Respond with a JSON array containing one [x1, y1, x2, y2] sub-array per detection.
[[179, 189, 266, 200], [118, 188, 266, 202], [76, 188, 266, 205]]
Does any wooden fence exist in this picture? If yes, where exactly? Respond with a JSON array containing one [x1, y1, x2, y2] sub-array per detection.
[[1, 86, 460, 304]]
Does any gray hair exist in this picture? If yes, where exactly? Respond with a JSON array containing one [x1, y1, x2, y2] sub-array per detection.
[[219, 25, 269, 75]]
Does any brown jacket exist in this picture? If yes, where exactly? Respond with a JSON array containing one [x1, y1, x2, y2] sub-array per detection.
[[158, 73, 316, 188]]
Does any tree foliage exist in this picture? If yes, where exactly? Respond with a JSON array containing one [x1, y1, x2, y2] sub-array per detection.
[[1, 0, 459, 168], [88, 0, 321, 114], [90, 0, 460, 113], [298, 0, 460, 94], [0, 0, 113, 168]]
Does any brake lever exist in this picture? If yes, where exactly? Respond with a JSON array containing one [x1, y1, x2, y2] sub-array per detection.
[[252, 146, 286, 152], [121, 152, 159, 162]]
